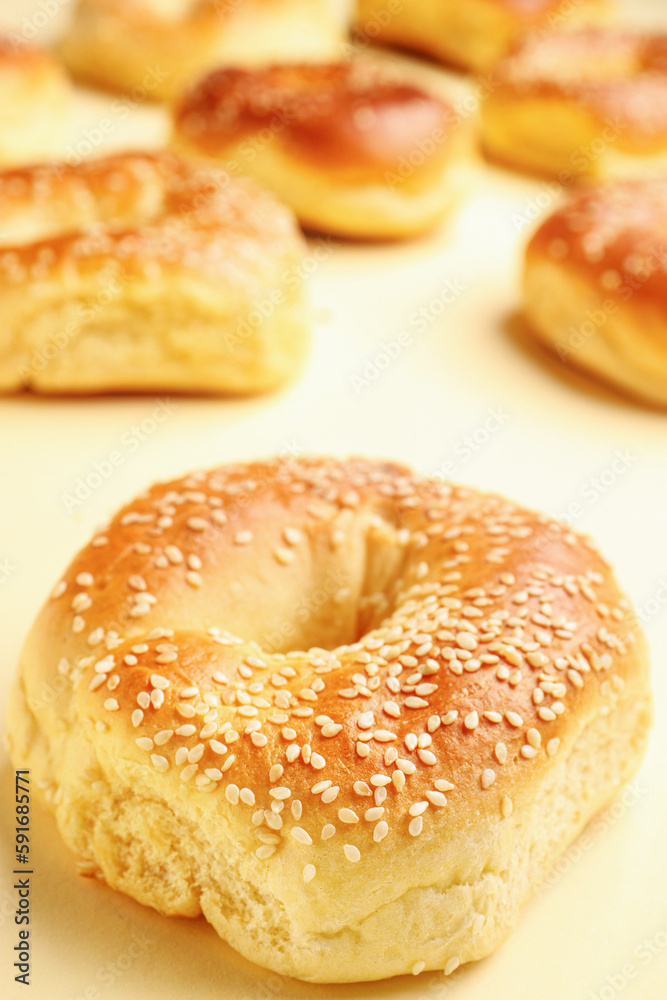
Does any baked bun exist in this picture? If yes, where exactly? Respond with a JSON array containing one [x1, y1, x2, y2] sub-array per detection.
[[0, 152, 310, 395], [354, 0, 607, 74], [173, 61, 471, 239], [482, 29, 667, 179], [8, 456, 651, 982], [524, 177, 667, 407], [0, 36, 71, 166], [60, 0, 354, 102]]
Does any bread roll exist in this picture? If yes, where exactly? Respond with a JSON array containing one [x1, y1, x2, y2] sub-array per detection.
[[7, 456, 651, 982], [0, 152, 310, 395], [60, 0, 354, 102], [173, 61, 472, 239], [482, 30, 667, 179], [0, 36, 71, 166], [524, 177, 667, 406], [354, 0, 607, 74]]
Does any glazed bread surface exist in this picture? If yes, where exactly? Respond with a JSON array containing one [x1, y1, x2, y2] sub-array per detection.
[[8, 456, 652, 982], [173, 61, 472, 239], [524, 177, 667, 406]]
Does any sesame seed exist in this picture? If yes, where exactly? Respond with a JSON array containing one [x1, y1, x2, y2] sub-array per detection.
[[225, 784, 240, 805], [373, 820, 389, 842], [418, 749, 436, 766], [405, 697, 429, 709], [136, 737, 153, 751], [464, 711, 479, 730], [321, 786, 339, 804], [234, 530, 253, 545], [425, 790, 447, 808], [321, 824, 336, 840], [412, 961, 426, 976], [521, 745, 538, 759], [151, 755, 169, 772], [291, 827, 312, 846], [344, 844, 361, 862], [501, 796, 513, 818], [409, 816, 423, 836], [256, 845, 276, 860], [322, 723, 342, 737], [409, 801, 428, 817], [481, 768, 496, 789], [445, 957, 460, 976], [506, 712, 523, 727], [187, 517, 208, 532], [527, 728, 541, 748], [303, 864, 316, 883], [546, 737, 560, 756], [353, 781, 372, 796]]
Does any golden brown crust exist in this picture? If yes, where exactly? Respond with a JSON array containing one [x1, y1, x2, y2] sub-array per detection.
[[526, 178, 667, 309], [0, 152, 299, 284], [8, 456, 651, 979], [22, 455, 647, 859], [175, 62, 457, 179]]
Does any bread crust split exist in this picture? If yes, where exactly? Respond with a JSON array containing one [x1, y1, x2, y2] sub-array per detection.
[[8, 456, 651, 982]]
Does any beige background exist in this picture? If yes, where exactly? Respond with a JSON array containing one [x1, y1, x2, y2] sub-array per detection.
[[1, 1, 667, 997]]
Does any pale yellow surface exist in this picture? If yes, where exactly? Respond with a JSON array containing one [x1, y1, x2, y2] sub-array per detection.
[[1, 1, 667, 999]]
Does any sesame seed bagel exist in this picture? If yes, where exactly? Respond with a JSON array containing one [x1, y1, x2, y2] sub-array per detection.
[[8, 456, 651, 982], [524, 178, 667, 407], [173, 61, 472, 240], [0, 151, 310, 395], [354, 0, 607, 74], [60, 0, 354, 103], [482, 29, 667, 180], [0, 36, 71, 166]]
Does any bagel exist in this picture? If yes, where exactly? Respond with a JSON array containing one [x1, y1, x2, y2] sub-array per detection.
[[481, 29, 667, 180], [0, 36, 71, 166], [524, 177, 667, 407], [60, 0, 354, 102], [7, 456, 651, 982], [354, 0, 608, 74], [0, 151, 310, 395], [172, 61, 472, 239]]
